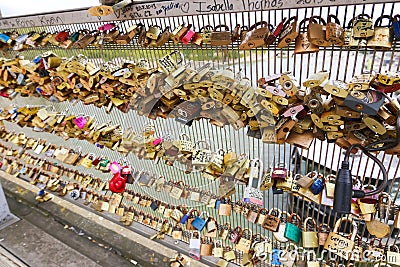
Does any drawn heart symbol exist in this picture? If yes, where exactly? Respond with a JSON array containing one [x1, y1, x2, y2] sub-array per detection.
[[302, 42, 310, 50], [180, 2, 189, 13]]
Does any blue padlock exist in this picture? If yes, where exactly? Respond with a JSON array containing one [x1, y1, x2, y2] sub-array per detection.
[[191, 212, 209, 231], [33, 56, 42, 64], [271, 248, 281, 266], [215, 198, 221, 210], [393, 15, 400, 40], [180, 208, 193, 224], [0, 33, 11, 44], [310, 176, 324, 195]]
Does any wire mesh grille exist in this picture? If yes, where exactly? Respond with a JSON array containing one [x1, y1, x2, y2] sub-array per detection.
[[1, 1, 400, 266]]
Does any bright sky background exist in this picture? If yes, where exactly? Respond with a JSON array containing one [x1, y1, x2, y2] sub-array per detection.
[[0, 0, 99, 17]]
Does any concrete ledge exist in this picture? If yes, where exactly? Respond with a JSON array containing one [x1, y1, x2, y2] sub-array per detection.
[[0, 171, 210, 267]]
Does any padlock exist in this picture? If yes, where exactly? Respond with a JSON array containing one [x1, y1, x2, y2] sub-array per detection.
[[271, 163, 287, 180], [302, 217, 319, 248], [210, 25, 231, 46], [359, 184, 379, 204], [55, 29, 70, 42], [229, 226, 242, 244], [252, 237, 272, 261], [295, 18, 320, 54], [218, 198, 232, 216], [189, 231, 201, 260], [262, 208, 281, 232], [157, 50, 184, 75], [239, 21, 270, 50], [276, 170, 293, 191], [171, 24, 188, 44], [296, 173, 314, 188], [213, 240, 224, 258], [260, 168, 273, 191], [324, 174, 336, 198], [277, 16, 299, 48], [342, 19, 360, 48], [353, 14, 374, 38], [367, 15, 393, 50], [271, 248, 282, 266], [367, 238, 385, 262], [393, 15, 400, 40], [308, 16, 331, 46], [155, 27, 171, 47], [317, 223, 330, 246], [199, 25, 214, 45], [146, 25, 162, 40], [344, 89, 384, 115], [309, 173, 325, 195], [324, 218, 357, 260], [180, 24, 195, 44], [191, 211, 209, 231], [200, 237, 214, 256], [224, 246, 236, 261], [387, 244, 400, 266], [236, 228, 252, 253], [246, 205, 259, 223], [326, 14, 344, 46], [284, 213, 302, 243], [366, 201, 391, 238], [242, 159, 264, 206]]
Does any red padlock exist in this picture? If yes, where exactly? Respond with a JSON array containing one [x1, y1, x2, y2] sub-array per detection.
[[359, 184, 379, 204], [272, 163, 287, 180], [55, 30, 70, 42], [109, 172, 126, 193], [181, 25, 195, 44], [121, 165, 132, 175]]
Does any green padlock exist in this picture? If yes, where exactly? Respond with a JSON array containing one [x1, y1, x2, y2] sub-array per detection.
[[284, 213, 302, 243]]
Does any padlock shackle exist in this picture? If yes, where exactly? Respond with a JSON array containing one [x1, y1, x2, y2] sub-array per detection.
[[327, 14, 341, 25], [213, 25, 230, 32], [241, 228, 253, 238], [199, 25, 214, 32], [249, 21, 269, 30], [304, 217, 317, 231], [268, 208, 281, 217], [333, 218, 358, 241], [375, 15, 393, 27], [318, 223, 331, 233], [288, 213, 301, 226], [309, 16, 327, 25]]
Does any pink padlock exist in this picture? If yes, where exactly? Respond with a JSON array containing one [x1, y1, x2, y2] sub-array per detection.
[[282, 105, 304, 118], [109, 161, 121, 174], [73, 116, 87, 129], [352, 179, 362, 203], [98, 23, 115, 32], [359, 184, 379, 204], [181, 25, 195, 44], [152, 137, 164, 146]]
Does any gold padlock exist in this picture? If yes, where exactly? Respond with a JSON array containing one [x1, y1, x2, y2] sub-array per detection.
[[302, 217, 319, 248], [239, 21, 270, 50], [367, 15, 393, 50], [295, 18, 320, 54], [326, 14, 344, 46], [277, 16, 299, 48], [210, 25, 231, 46], [308, 16, 331, 47], [146, 25, 162, 40], [353, 14, 374, 38]]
